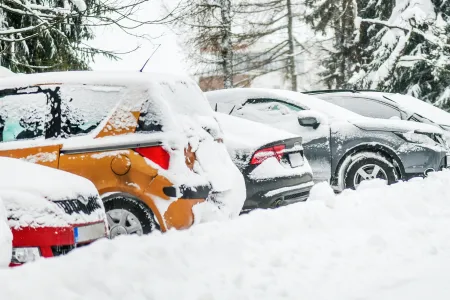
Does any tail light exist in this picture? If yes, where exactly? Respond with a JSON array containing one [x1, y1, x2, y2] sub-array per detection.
[[135, 146, 170, 170], [250, 145, 285, 165]]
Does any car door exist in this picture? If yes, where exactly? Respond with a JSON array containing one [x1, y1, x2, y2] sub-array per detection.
[[0, 86, 62, 168], [233, 98, 332, 183]]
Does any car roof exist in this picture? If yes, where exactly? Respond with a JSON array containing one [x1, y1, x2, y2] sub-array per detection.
[[0, 71, 194, 89], [206, 88, 362, 120], [308, 90, 450, 127]]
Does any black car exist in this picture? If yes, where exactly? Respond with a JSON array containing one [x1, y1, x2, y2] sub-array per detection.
[[214, 112, 314, 212]]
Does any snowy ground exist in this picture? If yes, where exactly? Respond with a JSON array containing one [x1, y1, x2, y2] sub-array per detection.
[[2, 171, 450, 299]]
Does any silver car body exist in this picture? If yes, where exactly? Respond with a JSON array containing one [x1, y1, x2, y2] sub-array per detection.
[[206, 88, 450, 191]]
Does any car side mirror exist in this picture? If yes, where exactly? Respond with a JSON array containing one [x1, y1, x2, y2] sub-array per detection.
[[298, 116, 320, 129]]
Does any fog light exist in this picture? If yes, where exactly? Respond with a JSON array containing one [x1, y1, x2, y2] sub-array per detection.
[[11, 247, 41, 264]]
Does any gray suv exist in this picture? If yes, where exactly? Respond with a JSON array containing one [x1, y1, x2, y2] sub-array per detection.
[[305, 90, 450, 144], [206, 88, 450, 191]]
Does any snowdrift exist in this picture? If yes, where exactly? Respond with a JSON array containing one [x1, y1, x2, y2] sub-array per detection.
[[2, 171, 450, 299], [0, 197, 11, 268]]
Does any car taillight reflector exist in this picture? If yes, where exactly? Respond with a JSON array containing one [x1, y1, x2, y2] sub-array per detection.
[[250, 144, 286, 165], [135, 146, 170, 170]]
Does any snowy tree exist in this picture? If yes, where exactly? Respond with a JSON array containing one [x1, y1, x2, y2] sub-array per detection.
[[234, 0, 305, 91], [172, 0, 313, 91], [352, 0, 450, 110], [0, 0, 171, 73], [170, 0, 235, 88], [305, 0, 360, 89]]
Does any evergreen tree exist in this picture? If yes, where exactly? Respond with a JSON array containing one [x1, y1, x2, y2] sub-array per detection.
[[305, 0, 360, 89], [352, 0, 450, 110]]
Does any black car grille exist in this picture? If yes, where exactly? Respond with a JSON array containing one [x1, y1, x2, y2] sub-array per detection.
[[54, 197, 102, 215], [284, 190, 310, 201], [51, 245, 75, 257], [51, 243, 91, 257]]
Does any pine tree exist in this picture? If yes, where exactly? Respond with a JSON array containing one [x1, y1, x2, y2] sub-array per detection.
[[305, 0, 360, 89], [353, 0, 450, 110]]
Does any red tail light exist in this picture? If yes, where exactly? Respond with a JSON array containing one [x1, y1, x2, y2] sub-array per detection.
[[135, 146, 170, 170], [250, 144, 286, 165]]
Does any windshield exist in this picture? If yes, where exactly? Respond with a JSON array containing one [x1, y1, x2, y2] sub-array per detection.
[[384, 93, 450, 127], [274, 90, 363, 120]]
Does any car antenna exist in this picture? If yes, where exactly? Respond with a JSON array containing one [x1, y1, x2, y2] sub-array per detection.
[[214, 103, 218, 112], [139, 44, 161, 72]]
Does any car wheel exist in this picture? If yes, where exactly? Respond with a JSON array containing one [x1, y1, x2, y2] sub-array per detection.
[[103, 193, 159, 238], [344, 153, 398, 190]]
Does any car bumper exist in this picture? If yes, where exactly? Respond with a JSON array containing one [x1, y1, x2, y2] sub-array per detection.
[[10, 221, 107, 267], [242, 172, 314, 212], [398, 145, 450, 177]]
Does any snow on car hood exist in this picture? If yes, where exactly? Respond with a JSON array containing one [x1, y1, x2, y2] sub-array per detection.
[[382, 93, 450, 127], [350, 117, 444, 134], [0, 157, 98, 201]]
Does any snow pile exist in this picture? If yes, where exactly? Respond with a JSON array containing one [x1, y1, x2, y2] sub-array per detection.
[[0, 157, 99, 201], [0, 197, 11, 268], [2, 171, 450, 298], [5, 190, 106, 229], [0, 66, 14, 78]]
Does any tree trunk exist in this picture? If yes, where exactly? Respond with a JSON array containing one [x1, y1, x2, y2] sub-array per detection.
[[220, 0, 233, 89], [286, 0, 297, 91]]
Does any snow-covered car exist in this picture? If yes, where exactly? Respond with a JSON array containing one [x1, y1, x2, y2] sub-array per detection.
[[0, 71, 245, 235], [0, 157, 107, 267], [306, 90, 450, 145], [206, 88, 450, 191], [215, 113, 314, 212]]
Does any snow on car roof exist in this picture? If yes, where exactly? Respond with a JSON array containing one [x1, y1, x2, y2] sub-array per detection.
[[0, 71, 214, 118], [0, 157, 98, 201], [206, 88, 362, 120]]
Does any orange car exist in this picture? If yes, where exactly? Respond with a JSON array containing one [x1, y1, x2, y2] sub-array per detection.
[[0, 71, 245, 237]]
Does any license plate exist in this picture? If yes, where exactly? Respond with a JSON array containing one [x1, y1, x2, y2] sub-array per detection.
[[289, 152, 304, 168], [74, 222, 106, 243]]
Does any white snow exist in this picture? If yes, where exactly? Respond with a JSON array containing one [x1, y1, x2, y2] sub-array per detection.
[[207, 88, 444, 136], [0, 197, 12, 268], [383, 93, 450, 127], [0, 157, 98, 201], [4, 189, 106, 229], [2, 171, 450, 298], [0, 66, 14, 78]]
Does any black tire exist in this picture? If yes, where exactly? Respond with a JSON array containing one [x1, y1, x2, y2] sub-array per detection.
[[344, 153, 398, 190], [103, 193, 159, 236]]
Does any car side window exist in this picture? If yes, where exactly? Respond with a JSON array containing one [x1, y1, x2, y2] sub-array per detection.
[[42, 84, 123, 138], [322, 96, 401, 119], [240, 98, 303, 114], [0, 90, 48, 142]]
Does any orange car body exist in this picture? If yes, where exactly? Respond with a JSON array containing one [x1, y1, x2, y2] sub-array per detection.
[[0, 72, 240, 232]]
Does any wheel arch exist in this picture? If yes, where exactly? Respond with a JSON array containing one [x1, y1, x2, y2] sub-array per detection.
[[101, 191, 165, 231], [334, 143, 405, 186]]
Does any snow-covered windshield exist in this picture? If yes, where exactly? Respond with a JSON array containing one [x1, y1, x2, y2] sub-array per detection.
[[155, 77, 214, 117], [273, 89, 363, 120], [384, 93, 450, 127]]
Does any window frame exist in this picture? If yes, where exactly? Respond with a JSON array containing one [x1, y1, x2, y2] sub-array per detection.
[[242, 98, 306, 112], [0, 86, 53, 142]]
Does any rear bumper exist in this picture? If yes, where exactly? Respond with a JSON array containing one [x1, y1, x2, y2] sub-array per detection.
[[242, 172, 314, 211], [10, 221, 107, 266], [163, 184, 211, 199]]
